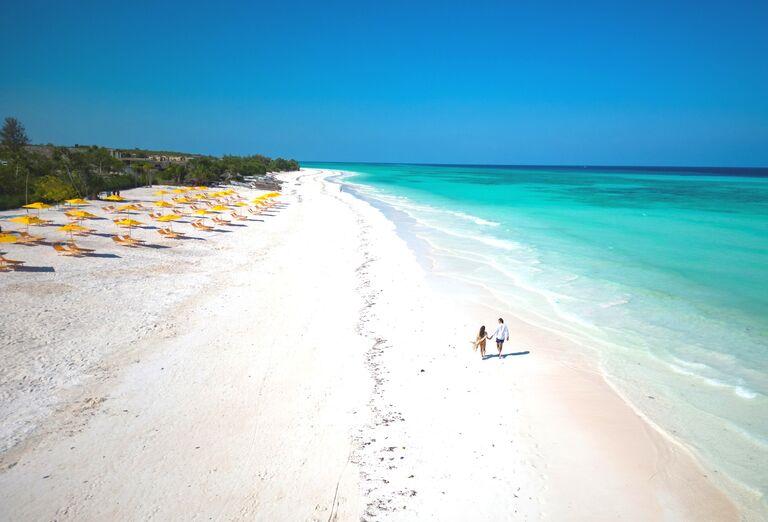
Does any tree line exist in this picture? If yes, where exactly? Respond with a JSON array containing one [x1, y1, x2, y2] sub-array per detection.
[[0, 116, 300, 210]]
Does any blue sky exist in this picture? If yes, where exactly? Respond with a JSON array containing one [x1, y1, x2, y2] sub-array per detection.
[[1, 0, 767, 165]]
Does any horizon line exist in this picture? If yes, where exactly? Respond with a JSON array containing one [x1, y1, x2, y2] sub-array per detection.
[[302, 161, 768, 172]]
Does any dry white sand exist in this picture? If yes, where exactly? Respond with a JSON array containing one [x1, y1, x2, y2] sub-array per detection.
[[0, 170, 740, 520]]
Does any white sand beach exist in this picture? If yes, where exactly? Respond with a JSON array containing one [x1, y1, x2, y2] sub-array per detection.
[[0, 169, 740, 520]]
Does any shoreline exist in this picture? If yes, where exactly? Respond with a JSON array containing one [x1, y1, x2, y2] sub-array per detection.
[[331, 167, 762, 519], [0, 169, 743, 519], [328, 168, 744, 519]]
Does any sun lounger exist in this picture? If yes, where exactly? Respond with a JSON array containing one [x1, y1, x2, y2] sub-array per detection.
[[0, 255, 25, 266], [212, 217, 230, 225], [15, 231, 44, 244], [53, 244, 82, 256], [158, 228, 183, 239], [230, 212, 247, 221], [192, 221, 214, 231], [67, 241, 94, 253], [111, 235, 137, 247]]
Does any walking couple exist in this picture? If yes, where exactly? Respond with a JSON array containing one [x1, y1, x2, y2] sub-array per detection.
[[473, 318, 509, 359]]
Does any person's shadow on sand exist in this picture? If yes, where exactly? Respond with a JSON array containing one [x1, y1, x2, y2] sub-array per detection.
[[483, 350, 530, 360]]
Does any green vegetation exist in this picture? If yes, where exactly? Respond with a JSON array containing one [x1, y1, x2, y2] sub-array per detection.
[[0, 116, 300, 210]]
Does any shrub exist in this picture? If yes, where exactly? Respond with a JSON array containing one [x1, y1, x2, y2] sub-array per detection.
[[34, 175, 77, 202]]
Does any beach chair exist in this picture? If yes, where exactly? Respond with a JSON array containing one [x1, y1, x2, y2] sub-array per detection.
[[16, 231, 44, 244], [123, 235, 144, 245], [192, 220, 214, 232], [69, 241, 94, 252], [230, 212, 247, 221], [158, 228, 183, 239], [212, 216, 230, 225], [0, 256, 16, 272], [111, 235, 136, 247], [0, 255, 25, 270], [53, 243, 82, 256], [0, 255, 25, 266]]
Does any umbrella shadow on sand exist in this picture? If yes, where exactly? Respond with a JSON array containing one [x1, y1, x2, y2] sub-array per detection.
[[82, 253, 121, 258], [14, 265, 55, 273]]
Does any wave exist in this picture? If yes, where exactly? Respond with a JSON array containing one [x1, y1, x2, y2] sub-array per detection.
[[353, 190, 522, 252], [348, 182, 502, 229], [668, 363, 758, 400], [446, 210, 500, 227], [600, 297, 630, 308]]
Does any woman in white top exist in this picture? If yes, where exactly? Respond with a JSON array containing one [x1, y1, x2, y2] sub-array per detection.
[[490, 318, 509, 358]]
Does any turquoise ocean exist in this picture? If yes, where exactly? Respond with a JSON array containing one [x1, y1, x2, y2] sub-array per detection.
[[308, 162, 768, 513]]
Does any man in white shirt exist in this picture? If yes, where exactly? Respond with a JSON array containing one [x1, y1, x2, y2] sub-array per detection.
[[490, 318, 509, 358]]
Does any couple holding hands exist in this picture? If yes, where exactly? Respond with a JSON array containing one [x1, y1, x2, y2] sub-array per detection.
[[473, 317, 509, 359]]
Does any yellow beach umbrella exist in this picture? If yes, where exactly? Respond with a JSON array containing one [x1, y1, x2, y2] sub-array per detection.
[[65, 210, 98, 221], [117, 204, 140, 212], [234, 202, 249, 207], [65, 198, 89, 206], [194, 209, 211, 215], [156, 214, 182, 230], [156, 214, 182, 222], [171, 188, 186, 194], [114, 218, 142, 238], [59, 223, 89, 232], [23, 202, 52, 210], [104, 194, 125, 202], [23, 201, 52, 217], [192, 186, 207, 190], [154, 189, 169, 196], [59, 223, 89, 241], [172, 197, 191, 204], [154, 200, 174, 208], [0, 233, 18, 243], [115, 218, 143, 227], [9, 215, 45, 227], [210, 204, 229, 212]]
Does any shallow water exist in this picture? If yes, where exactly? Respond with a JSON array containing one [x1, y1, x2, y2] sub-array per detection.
[[309, 162, 768, 514]]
